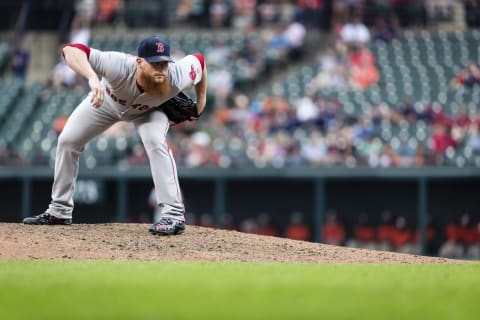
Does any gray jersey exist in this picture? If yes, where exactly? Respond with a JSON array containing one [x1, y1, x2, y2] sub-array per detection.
[[89, 48, 204, 117]]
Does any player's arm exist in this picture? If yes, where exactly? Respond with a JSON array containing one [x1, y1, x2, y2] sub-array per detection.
[[62, 44, 104, 108], [192, 54, 207, 115]]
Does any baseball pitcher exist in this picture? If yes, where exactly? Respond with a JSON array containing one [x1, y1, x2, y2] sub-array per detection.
[[23, 36, 208, 236]]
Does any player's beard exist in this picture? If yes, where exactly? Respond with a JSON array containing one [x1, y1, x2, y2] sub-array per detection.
[[140, 72, 169, 97]]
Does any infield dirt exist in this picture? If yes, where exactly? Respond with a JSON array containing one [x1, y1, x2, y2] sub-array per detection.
[[0, 223, 461, 263]]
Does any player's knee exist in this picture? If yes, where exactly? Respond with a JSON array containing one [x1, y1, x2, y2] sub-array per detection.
[[142, 136, 167, 151], [57, 132, 84, 152]]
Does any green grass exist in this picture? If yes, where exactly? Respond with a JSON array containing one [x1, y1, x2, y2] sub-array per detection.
[[0, 261, 478, 320]]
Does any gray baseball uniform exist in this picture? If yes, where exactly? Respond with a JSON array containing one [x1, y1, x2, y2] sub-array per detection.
[[46, 44, 205, 221]]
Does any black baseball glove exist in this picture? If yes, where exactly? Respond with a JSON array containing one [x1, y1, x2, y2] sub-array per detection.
[[159, 92, 201, 124]]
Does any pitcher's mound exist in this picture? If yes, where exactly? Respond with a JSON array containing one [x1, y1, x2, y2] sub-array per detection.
[[0, 223, 456, 263]]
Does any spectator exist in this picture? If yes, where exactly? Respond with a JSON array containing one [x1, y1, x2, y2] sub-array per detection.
[[205, 39, 232, 67], [239, 217, 259, 234], [358, 136, 383, 166], [430, 123, 456, 164], [394, 138, 416, 166], [53, 115, 69, 136], [10, 40, 30, 80], [198, 213, 215, 228], [255, 212, 279, 236], [321, 209, 346, 246], [457, 213, 478, 255], [430, 103, 451, 126], [377, 210, 395, 251], [208, 68, 233, 107], [256, 0, 281, 26], [431, 123, 456, 155], [465, 220, 480, 259], [49, 60, 82, 89], [378, 144, 401, 167], [339, 15, 371, 48], [294, 0, 326, 29], [426, 0, 454, 23], [372, 16, 397, 43], [222, 213, 237, 230], [451, 106, 471, 144], [232, 0, 256, 30], [285, 211, 311, 241], [266, 20, 306, 64], [96, 0, 123, 25], [208, 0, 232, 28], [175, 0, 195, 23], [450, 63, 480, 89], [438, 213, 471, 258], [453, 105, 472, 128], [348, 47, 379, 90], [465, 0, 480, 28], [399, 98, 418, 124], [349, 56, 379, 89], [69, 17, 91, 46], [330, 0, 350, 29], [390, 216, 415, 254], [0, 142, 24, 166], [185, 131, 216, 167], [300, 129, 328, 166], [346, 213, 376, 250], [281, 20, 306, 61], [414, 144, 427, 167], [308, 48, 348, 91], [413, 215, 439, 256], [466, 123, 480, 154], [48, 17, 91, 90], [74, 0, 96, 28]]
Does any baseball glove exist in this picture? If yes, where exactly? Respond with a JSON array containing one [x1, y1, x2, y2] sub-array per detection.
[[159, 92, 201, 124]]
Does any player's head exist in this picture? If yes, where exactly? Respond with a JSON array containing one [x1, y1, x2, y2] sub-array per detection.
[[137, 36, 174, 63], [136, 36, 172, 95]]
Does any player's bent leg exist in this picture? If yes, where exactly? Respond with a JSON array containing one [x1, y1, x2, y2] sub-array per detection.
[[134, 111, 186, 235], [45, 97, 118, 221], [47, 133, 83, 219]]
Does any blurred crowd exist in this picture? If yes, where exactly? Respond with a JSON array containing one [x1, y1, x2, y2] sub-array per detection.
[[85, 0, 480, 31], [450, 62, 480, 89], [1, 1, 480, 170], [111, 92, 479, 169], [26, 1, 476, 170]]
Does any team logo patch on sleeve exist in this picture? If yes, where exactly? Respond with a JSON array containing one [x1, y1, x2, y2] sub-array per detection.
[[189, 65, 197, 81]]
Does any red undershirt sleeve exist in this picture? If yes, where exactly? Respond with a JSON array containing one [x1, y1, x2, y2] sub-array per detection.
[[62, 43, 91, 59], [192, 53, 205, 70]]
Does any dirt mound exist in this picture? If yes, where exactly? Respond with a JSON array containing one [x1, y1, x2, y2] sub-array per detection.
[[0, 223, 457, 263]]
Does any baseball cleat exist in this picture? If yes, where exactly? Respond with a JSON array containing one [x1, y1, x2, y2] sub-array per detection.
[[149, 217, 185, 236], [23, 212, 72, 225]]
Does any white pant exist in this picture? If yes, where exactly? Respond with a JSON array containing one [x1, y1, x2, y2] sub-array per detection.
[[47, 96, 185, 220]]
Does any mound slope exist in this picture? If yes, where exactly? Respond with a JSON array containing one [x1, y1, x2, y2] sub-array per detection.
[[0, 223, 458, 263]]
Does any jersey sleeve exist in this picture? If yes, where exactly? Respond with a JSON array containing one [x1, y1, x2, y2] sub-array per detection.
[[169, 54, 205, 91], [88, 48, 131, 86]]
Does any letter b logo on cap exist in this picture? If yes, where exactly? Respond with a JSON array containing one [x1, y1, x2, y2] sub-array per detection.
[[157, 42, 164, 53]]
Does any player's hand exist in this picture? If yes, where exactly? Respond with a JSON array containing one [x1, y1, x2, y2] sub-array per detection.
[[88, 75, 104, 108]]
